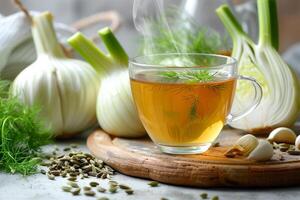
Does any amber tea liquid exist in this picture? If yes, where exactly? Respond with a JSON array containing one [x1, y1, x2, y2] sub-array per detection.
[[131, 71, 236, 147]]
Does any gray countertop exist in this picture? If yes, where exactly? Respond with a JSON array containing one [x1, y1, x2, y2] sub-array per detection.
[[0, 134, 299, 200]]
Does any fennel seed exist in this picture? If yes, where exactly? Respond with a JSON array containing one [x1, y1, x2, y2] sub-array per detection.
[[97, 186, 106, 193], [68, 181, 79, 188], [98, 197, 109, 200], [67, 177, 77, 181], [62, 186, 72, 192], [279, 147, 289, 152], [288, 150, 300, 155], [40, 169, 46, 175], [50, 170, 60, 176], [108, 180, 118, 187], [211, 196, 219, 200], [61, 171, 67, 177], [200, 193, 208, 199], [84, 190, 96, 196], [71, 188, 81, 196], [83, 186, 92, 191], [119, 184, 131, 190], [47, 174, 55, 180], [109, 186, 118, 193], [70, 144, 78, 148], [148, 181, 159, 187], [89, 181, 99, 187], [63, 147, 71, 151], [125, 189, 134, 195]]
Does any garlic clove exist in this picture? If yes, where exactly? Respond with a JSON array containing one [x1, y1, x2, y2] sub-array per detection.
[[267, 127, 296, 144], [248, 140, 274, 162], [224, 134, 258, 157], [235, 134, 259, 156], [295, 135, 300, 151]]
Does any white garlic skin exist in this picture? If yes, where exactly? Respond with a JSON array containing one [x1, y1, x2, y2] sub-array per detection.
[[295, 135, 300, 151], [235, 134, 259, 156], [12, 56, 99, 138], [97, 69, 146, 138], [267, 127, 296, 144], [248, 140, 274, 162]]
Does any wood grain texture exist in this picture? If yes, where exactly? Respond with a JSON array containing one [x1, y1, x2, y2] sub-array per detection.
[[87, 129, 300, 188]]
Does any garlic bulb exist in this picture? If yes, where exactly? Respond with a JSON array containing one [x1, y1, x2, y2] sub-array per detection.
[[267, 127, 296, 144], [12, 12, 99, 137], [68, 28, 146, 138], [248, 140, 274, 162]]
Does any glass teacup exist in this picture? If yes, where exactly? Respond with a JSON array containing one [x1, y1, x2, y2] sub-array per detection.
[[129, 53, 262, 154]]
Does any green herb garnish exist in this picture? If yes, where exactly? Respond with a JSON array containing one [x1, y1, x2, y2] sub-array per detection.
[[159, 71, 215, 83], [189, 97, 199, 120], [0, 80, 51, 175], [141, 15, 228, 56]]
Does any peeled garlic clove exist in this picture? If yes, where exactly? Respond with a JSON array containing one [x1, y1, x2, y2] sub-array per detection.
[[235, 134, 259, 156], [295, 135, 300, 151], [248, 140, 274, 162], [267, 127, 296, 144], [225, 134, 258, 157]]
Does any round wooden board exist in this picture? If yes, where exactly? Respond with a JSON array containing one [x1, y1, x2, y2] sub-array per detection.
[[87, 129, 300, 188]]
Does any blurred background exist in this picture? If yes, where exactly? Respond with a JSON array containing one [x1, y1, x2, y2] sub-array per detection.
[[1, 0, 299, 56]]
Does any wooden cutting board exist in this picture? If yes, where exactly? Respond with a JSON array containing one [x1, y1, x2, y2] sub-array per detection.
[[87, 128, 300, 187]]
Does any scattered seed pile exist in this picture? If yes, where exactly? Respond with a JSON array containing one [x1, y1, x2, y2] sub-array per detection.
[[200, 193, 219, 200], [40, 146, 220, 199], [42, 151, 114, 180], [40, 147, 138, 198], [272, 142, 300, 155], [270, 141, 300, 161]]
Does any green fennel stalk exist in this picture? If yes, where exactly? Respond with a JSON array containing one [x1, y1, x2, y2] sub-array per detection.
[[68, 28, 128, 76]]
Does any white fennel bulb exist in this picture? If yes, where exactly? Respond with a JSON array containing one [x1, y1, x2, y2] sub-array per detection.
[[97, 69, 145, 137], [12, 12, 99, 138], [68, 28, 146, 137], [216, 0, 300, 134]]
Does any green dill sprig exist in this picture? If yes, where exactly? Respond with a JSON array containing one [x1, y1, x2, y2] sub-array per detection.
[[141, 8, 229, 56], [0, 80, 52, 175], [159, 71, 215, 83]]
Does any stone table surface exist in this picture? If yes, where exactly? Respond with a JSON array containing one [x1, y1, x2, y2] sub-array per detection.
[[1, 133, 300, 200]]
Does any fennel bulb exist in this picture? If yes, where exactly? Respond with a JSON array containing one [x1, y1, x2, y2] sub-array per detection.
[[12, 12, 99, 138], [68, 28, 146, 138], [216, 0, 300, 133]]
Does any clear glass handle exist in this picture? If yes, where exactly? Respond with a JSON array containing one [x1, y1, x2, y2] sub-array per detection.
[[227, 75, 263, 123]]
